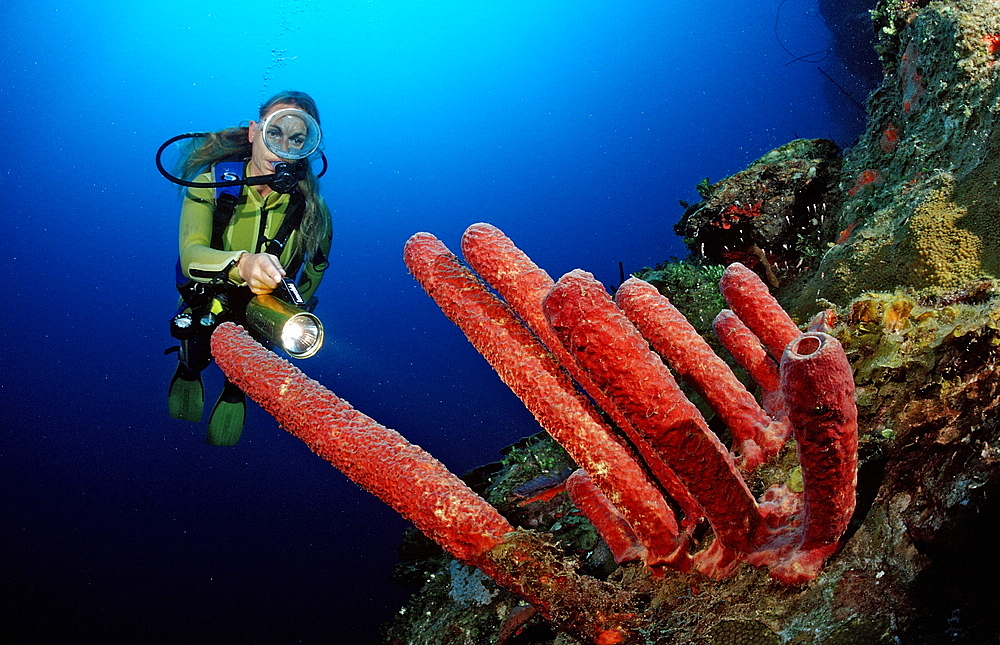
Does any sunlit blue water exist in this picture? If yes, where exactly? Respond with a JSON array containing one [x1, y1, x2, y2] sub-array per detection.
[[2, 1, 868, 642]]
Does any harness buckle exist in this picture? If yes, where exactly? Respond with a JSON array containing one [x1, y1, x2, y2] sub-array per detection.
[[264, 237, 287, 252]]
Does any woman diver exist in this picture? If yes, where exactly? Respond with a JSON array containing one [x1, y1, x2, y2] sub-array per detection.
[[161, 91, 333, 446]]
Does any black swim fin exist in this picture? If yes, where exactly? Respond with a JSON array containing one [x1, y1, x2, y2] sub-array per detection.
[[206, 379, 246, 446]]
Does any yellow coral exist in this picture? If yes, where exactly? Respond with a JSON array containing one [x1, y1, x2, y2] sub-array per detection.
[[906, 181, 983, 290], [789, 168, 1000, 315]]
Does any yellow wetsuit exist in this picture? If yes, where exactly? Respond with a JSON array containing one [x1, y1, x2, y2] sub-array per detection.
[[178, 166, 331, 301]]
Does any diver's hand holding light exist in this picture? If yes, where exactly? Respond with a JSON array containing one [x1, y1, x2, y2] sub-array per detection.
[[236, 253, 325, 359], [245, 280, 325, 359], [171, 278, 325, 360]]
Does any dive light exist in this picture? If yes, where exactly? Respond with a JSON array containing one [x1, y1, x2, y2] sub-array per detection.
[[245, 280, 325, 359]]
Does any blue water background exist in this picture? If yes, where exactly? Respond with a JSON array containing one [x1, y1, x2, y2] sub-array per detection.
[[2, 1, 865, 642]]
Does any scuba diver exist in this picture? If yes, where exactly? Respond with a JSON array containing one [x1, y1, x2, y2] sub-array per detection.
[[159, 90, 332, 446]]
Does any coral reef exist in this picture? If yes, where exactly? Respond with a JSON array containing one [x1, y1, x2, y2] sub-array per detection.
[[674, 138, 842, 284], [671, 2, 1000, 312], [385, 286, 1000, 644], [790, 0, 1000, 311]]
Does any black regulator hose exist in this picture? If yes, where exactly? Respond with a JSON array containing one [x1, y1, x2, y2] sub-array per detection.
[[155, 132, 328, 191]]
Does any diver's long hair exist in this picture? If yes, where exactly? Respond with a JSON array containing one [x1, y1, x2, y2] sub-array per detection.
[[178, 90, 330, 257]]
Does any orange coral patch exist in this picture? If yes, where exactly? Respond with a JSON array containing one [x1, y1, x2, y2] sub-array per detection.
[[836, 222, 857, 244], [848, 170, 881, 197], [881, 124, 899, 153], [984, 34, 1000, 56]]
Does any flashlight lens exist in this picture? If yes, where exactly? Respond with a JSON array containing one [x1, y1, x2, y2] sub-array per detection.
[[281, 314, 323, 358]]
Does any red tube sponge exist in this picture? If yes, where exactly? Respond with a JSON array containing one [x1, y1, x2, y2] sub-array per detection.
[[404, 232, 687, 568], [543, 269, 765, 555], [461, 223, 702, 531], [210, 321, 512, 565], [616, 277, 780, 469], [565, 469, 644, 564], [712, 308, 782, 403], [766, 332, 858, 585], [719, 262, 801, 360], [783, 333, 858, 549]]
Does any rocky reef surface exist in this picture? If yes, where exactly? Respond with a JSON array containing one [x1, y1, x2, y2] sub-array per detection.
[[796, 0, 1000, 308], [381, 1, 1000, 643]]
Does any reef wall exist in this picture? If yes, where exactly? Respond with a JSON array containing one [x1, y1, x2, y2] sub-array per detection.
[[796, 0, 1000, 309]]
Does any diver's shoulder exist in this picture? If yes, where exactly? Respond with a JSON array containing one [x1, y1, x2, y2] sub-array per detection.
[[184, 170, 217, 202]]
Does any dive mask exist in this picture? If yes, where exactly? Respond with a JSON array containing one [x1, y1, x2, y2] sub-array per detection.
[[258, 107, 322, 160]]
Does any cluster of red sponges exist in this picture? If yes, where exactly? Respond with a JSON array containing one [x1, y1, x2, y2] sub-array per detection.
[[210, 221, 858, 641], [406, 223, 857, 586]]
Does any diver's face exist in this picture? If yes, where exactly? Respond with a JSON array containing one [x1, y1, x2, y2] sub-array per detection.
[[248, 102, 305, 178]]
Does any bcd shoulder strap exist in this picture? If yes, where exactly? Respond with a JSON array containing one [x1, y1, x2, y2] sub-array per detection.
[[263, 192, 305, 254], [211, 161, 245, 250]]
